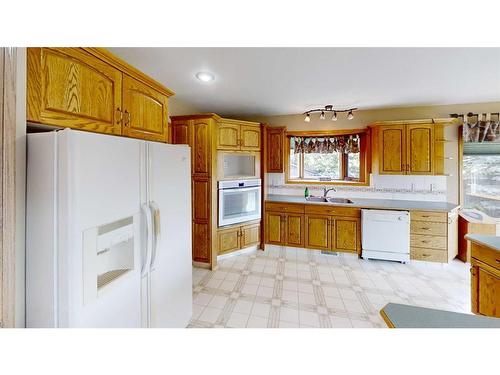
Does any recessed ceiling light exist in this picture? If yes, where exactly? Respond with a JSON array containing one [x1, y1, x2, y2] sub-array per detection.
[[195, 71, 215, 82]]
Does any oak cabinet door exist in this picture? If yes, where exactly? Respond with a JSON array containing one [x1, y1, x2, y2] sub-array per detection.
[[267, 127, 285, 173], [478, 268, 500, 318], [333, 217, 360, 253], [28, 47, 122, 134], [192, 178, 210, 221], [218, 227, 241, 255], [379, 125, 406, 174], [171, 120, 190, 145], [266, 212, 285, 245], [122, 75, 169, 142], [407, 124, 434, 175], [217, 122, 240, 150], [240, 125, 261, 151], [192, 119, 211, 175], [285, 214, 304, 247], [241, 223, 261, 248], [193, 223, 210, 263], [305, 215, 330, 251]]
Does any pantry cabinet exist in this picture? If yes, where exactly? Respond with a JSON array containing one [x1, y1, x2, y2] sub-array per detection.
[[371, 119, 455, 175], [27, 47, 173, 141], [217, 119, 261, 151]]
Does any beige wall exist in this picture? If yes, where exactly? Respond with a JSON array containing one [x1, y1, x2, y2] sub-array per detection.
[[169, 96, 202, 117], [241, 101, 500, 204]]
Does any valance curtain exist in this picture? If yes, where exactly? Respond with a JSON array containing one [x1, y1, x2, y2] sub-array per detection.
[[463, 113, 500, 143], [291, 135, 360, 154]]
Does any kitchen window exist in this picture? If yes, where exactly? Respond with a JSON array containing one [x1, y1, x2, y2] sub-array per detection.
[[462, 142, 500, 218], [285, 130, 370, 185]]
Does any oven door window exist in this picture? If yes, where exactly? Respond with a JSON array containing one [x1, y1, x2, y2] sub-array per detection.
[[221, 187, 261, 225]]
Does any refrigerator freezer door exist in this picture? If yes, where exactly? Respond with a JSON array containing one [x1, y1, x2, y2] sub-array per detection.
[[58, 130, 143, 327], [147, 142, 192, 327]]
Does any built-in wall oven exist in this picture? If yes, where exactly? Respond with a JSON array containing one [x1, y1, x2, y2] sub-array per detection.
[[218, 179, 261, 227]]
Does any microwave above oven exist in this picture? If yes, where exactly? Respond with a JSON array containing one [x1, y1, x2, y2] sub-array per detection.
[[218, 179, 262, 227]]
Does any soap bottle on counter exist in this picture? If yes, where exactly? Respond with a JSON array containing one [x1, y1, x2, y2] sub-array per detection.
[[304, 187, 309, 198]]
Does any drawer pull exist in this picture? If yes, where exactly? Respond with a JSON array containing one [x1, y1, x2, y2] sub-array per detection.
[[421, 227, 431, 230]]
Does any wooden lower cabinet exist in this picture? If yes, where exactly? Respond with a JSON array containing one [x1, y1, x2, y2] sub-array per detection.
[[218, 222, 261, 256], [470, 240, 500, 318], [305, 215, 330, 251], [265, 208, 305, 247], [333, 217, 360, 253]]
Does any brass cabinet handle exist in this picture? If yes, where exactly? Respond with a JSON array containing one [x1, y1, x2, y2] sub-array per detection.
[[421, 227, 431, 230], [124, 110, 131, 126], [116, 108, 123, 124]]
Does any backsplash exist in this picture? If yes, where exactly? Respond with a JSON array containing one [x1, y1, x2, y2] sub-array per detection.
[[266, 173, 448, 202]]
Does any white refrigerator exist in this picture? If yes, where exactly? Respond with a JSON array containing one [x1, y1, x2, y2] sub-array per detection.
[[26, 129, 192, 328]]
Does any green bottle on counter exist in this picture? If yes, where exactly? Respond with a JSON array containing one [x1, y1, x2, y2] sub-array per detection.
[[304, 187, 309, 198]]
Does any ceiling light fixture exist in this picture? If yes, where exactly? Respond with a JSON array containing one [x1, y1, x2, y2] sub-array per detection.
[[195, 71, 215, 82], [303, 105, 357, 122]]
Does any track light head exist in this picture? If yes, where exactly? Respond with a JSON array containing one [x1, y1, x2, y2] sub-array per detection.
[[304, 113, 311, 122], [347, 110, 354, 120], [331, 111, 338, 121], [319, 111, 326, 120]]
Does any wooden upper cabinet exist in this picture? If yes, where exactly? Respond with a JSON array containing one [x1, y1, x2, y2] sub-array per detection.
[[171, 120, 190, 145], [267, 127, 285, 173], [27, 48, 123, 134], [122, 75, 169, 142], [240, 125, 261, 151], [217, 120, 261, 151], [217, 122, 240, 150], [192, 119, 211, 175], [27, 47, 174, 142], [379, 125, 406, 174], [407, 124, 434, 175]]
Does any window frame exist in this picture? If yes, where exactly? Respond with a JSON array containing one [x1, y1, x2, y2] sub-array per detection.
[[285, 128, 371, 186]]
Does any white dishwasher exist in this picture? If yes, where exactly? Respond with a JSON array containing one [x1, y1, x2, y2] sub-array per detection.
[[361, 209, 410, 263]]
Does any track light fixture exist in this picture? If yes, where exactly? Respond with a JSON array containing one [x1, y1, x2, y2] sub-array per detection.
[[303, 105, 357, 122]]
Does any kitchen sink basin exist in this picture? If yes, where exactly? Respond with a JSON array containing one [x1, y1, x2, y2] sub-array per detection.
[[306, 196, 328, 202], [306, 196, 354, 204], [328, 198, 354, 204]]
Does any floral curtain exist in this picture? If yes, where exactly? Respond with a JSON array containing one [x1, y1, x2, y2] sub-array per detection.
[[463, 113, 500, 143], [292, 135, 360, 154]]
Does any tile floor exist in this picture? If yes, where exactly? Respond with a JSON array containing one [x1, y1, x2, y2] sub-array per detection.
[[188, 246, 471, 328]]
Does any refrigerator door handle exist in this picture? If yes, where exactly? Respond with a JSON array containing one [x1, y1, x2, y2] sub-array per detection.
[[141, 203, 154, 276], [150, 201, 161, 271]]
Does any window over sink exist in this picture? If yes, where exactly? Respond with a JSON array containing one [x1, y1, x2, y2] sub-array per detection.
[[285, 129, 370, 185]]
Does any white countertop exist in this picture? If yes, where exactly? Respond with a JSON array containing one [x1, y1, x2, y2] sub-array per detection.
[[266, 194, 460, 213]]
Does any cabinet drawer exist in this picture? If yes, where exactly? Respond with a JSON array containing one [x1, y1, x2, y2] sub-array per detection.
[[411, 211, 447, 223], [472, 243, 500, 271], [410, 234, 447, 250], [410, 221, 447, 236], [304, 205, 360, 218], [265, 202, 304, 214], [411, 247, 448, 262]]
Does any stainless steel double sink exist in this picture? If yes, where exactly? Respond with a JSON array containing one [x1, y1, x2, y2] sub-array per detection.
[[306, 196, 354, 204]]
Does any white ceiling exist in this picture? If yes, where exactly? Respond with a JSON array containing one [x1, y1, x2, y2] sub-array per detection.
[[109, 48, 500, 117]]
